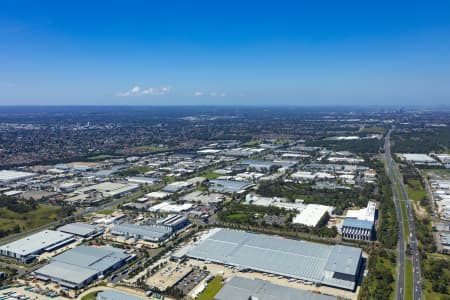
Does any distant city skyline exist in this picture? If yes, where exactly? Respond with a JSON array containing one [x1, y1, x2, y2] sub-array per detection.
[[1, 1, 450, 106]]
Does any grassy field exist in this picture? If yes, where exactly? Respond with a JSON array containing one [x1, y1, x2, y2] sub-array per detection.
[[117, 165, 152, 177], [0, 204, 66, 234], [201, 171, 221, 179], [133, 145, 171, 152], [399, 200, 409, 239], [197, 276, 224, 300], [80, 291, 97, 300], [242, 140, 260, 147], [360, 126, 386, 134], [95, 209, 115, 215], [405, 258, 413, 300], [392, 174, 410, 239], [87, 154, 119, 161], [162, 176, 176, 183], [225, 213, 249, 222], [405, 179, 426, 203], [424, 168, 450, 178]]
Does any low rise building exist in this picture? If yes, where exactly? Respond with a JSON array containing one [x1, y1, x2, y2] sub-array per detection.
[[33, 245, 133, 289], [110, 223, 172, 243], [215, 276, 337, 300], [208, 179, 254, 194], [110, 215, 189, 243], [96, 290, 146, 300], [0, 170, 37, 184], [0, 230, 75, 263], [292, 204, 334, 227], [342, 201, 377, 241], [162, 181, 192, 193], [58, 223, 103, 238], [342, 219, 373, 241]]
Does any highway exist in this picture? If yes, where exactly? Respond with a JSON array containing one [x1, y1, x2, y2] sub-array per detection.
[[384, 129, 423, 300]]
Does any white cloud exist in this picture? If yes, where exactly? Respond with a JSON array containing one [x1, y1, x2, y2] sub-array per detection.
[[116, 85, 171, 97], [193, 90, 227, 97]]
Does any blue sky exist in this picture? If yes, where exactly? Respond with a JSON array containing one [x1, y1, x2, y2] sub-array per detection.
[[1, 0, 450, 106]]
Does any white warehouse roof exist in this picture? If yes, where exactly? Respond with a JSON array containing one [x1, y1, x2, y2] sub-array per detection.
[[292, 204, 334, 227], [0, 230, 74, 258], [0, 170, 36, 183]]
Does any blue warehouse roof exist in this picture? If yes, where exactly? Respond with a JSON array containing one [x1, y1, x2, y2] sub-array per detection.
[[343, 218, 374, 230]]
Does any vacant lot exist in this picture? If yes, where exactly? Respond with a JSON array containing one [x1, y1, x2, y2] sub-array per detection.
[[0, 204, 69, 238]]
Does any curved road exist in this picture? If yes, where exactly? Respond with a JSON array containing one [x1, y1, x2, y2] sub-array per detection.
[[385, 129, 423, 300]]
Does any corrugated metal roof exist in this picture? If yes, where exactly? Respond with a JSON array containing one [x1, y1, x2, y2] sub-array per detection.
[[111, 223, 171, 241], [0, 230, 74, 257], [187, 229, 361, 290], [324, 245, 362, 275], [34, 245, 131, 286], [215, 276, 337, 300], [209, 179, 254, 193], [58, 223, 99, 237], [34, 261, 98, 285], [96, 290, 146, 300], [52, 245, 130, 272]]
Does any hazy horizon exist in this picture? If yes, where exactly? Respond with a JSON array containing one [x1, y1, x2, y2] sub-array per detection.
[[1, 1, 450, 106]]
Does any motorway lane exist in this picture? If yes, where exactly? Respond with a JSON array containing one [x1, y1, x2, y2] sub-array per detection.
[[385, 129, 423, 300], [384, 130, 405, 300], [394, 166, 423, 300]]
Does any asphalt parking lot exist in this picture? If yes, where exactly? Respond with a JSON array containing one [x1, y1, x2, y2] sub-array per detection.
[[173, 269, 209, 296]]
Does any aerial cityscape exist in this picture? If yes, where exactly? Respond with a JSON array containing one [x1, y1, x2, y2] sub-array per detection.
[[1, 2, 450, 300]]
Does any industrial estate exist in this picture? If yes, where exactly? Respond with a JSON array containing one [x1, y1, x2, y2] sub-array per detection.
[[0, 107, 448, 300]]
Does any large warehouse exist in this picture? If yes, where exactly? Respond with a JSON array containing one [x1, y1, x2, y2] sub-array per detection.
[[110, 215, 190, 243], [214, 276, 337, 300], [187, 229, 362, 290], [33, 245, 133, 289], [96, 290, 146, 300], [110, 223, 172, 243], [58, 222, 103, 238], [0, 170, 37, 184], [0, 230, 75, 263]]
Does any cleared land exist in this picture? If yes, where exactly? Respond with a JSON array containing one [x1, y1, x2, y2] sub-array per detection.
[[0, 204, 68, 237], [133, 145, 171, 152]]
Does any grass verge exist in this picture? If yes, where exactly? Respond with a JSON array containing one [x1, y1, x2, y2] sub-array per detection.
[[405, 258, 413, 300], [197, 276, 224, 300]]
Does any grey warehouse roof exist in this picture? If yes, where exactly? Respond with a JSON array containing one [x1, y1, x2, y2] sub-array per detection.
[[34, 245, 131, 286], [0, 230, 74, 257], [58, 223, 99, 237], [241, 159, 295, 169], [214, 276, 337, 300], [52, 245, 130, 272], [111, 223, 172, 241], [97, 290, 146, 300], [187, 229, 362, 290], [35, 261, 98, 286], [209, 179, 254, 193]]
